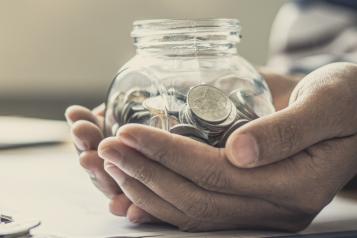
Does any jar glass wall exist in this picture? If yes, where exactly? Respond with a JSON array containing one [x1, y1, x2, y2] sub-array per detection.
[[104, 19, 275, 147]]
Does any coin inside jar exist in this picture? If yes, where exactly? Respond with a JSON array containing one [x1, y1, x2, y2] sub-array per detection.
[[219, 119, 250, 147], [170, 124, 209, 141], [187, 84, 232, 124], [124, 88, 151, 104], [143, 96, 166, 114], [110, 83, 260, 148]]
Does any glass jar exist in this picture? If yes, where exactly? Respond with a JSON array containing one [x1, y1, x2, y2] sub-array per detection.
[[104, 19, 275, 147]]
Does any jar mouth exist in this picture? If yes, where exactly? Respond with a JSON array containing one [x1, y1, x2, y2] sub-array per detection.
[[131, 18, 241, 37], [131, 18, 241, 57]]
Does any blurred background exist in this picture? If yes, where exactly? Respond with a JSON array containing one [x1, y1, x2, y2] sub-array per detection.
[[0, 0, 286, 119]]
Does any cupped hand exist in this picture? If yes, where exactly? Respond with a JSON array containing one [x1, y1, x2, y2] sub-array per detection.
[[65, 104, 159, 223], [98, 62, 357, 231]]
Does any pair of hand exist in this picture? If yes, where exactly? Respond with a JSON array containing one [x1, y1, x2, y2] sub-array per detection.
[[66, 62, 357, 232]]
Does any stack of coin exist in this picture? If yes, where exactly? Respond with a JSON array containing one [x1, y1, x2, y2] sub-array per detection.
[[111, 88, 152, 135], [175, 85, 251, 146], [110, 84, 260, 147]]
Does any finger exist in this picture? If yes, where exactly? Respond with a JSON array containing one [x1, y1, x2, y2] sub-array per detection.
[[111, 123, 355, 212], [227, 64, 357, 168], [80, 151, 121, 198], [65, 105, 99, 126], [102, 146, 308, 231], [112, 124, 302, 206], [92, 103, 105, 117], [126, 204, 161, 224], [115, 124, 231, 192], [109, 193, 132, 216], [71, 120, 103, 151], [92, 104, 105, 130], [99, 137, 213, 218], [104, 162, 189, 229]]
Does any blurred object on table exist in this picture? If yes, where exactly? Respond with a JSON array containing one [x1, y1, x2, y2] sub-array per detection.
[[0, 117, 69, 149]]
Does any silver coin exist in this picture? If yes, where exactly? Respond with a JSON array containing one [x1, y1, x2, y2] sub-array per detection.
[[111, 123, 120, 136], [127, 111, 151, 124], [143, 96, 165, 114], [120, 101, 136, 124], [218, 119, 250, 147], [187, 84, 232, 124], [168, 115, 179, 128], [187, 136, 208, 144], [215, 100, 238, 127], [149, 115, 164, 129], [229, 90, 259, 120], [112, 92, 126, 122], [124, 88, 150, 104], [169, 124, 208, 141]]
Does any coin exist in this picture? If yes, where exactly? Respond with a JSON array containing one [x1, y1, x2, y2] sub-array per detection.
[[143, 96, 165, 114], [110, 83, 262, 147], [169, 124, 209, 141], [229, 89, 259, 120], [165, 97, 185, 116], [112, 92, 126, 122], [111, 123, 120, 136], [219, 119, 250, 147], [127, 111, 151, 124], [150, 115, 164, 129], [168, 115, 179, 128], [187, 84, 232, 124], [124, 88, 150, 104]]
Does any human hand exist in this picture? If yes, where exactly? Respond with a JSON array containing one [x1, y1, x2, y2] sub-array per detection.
[[98, 62, 357, 231], [65, 104, 159, 223]]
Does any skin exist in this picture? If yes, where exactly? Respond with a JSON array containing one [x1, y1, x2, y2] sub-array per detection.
[[66, 62, 357, 231]]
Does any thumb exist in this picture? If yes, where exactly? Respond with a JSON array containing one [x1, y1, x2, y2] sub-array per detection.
[[225, 62, 357, 168], [225, 101, 339, 168]]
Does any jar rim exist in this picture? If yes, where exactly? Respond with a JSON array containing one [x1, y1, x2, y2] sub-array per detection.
[[131, 18, 241, 37]]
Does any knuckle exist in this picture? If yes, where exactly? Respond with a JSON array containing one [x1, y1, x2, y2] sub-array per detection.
[[152, 134, 177, 166], [183, 193, 215, 218], [195, 168, 228, 192], [118, 174, 132, 189], [271, 119, 299, 155], [132, 195, 147, 209], [151, 144, 171, 165], [133, 164, 155, 185]]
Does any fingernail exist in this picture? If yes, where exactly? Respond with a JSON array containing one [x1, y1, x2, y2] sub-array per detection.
[[64, 109, 73, 124], [231, 134, 259, 168], [133, 215, 152, 224], [100, 148, 122, 162], [104, 161, 116, 172], [73, 135, 90, 151]]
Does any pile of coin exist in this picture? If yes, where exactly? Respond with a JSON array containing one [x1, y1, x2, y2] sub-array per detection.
[[109, 84, 260, 147]]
